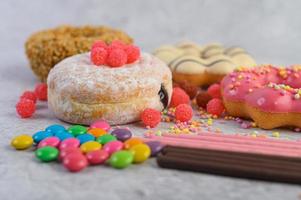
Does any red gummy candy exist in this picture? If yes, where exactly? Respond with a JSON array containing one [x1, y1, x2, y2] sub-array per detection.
[[91, 47, 108, 66], [35, 83, 47, 101], [169, 87, 190, 108], [140, 108, 161, 128], [107, 48, 127, 67], [206, 98, 225, 116], [91, 41, 107, 50], [175, 104, 193, 122], [207, 83, 221, 99], [124, 45, 140, 64], [16, 98, 36, 118], [20, 91, 37, 103]]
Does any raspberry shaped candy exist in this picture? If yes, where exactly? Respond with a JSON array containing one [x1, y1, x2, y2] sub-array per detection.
[[20, 91, 37, 103], [91, 47, 108, 66], [140, 108, 161, 128], [35, 83, 47, 101], [207, 83, 221, 99], [107, 48, 127, 67], [175, 104, 193, 122], [91, 40, 107, 50], [16, 99, 36, 118], [206, 98, 225, 116], [169, 87, 190, 108], [124, 45, 140, 64], [110, 40, 126, 49], [196, 91, 212, 108]]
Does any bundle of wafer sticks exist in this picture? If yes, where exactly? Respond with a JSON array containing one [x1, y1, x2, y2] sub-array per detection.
[[143, 132, 301, 184]]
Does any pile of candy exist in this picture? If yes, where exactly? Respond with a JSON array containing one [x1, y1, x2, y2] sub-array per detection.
[[90, 40, 140, 67], [10, 120, 163, 172], [16, 83, 48, 118]]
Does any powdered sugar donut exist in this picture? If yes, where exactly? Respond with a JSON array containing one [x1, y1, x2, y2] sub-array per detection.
[[47, 52, 172, 125]]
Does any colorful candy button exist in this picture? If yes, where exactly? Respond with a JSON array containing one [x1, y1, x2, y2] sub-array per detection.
[[130, 144, 151, 163], [109, 150, 133, 169], [32, 131, 53, 144], [124, 138, 143, 149], [11, 134, 33, 150], [54, 131, 73, 141], [103, 141, 124, 155], [87, 128, 107, 138], [38, 136, 60, 148], [80, 141, 102, 154], [86, 150, 109, 165], [45, 124, 65, 134], [145, 141, 164, 157], [68, 125, 87, 136], [63, 153, 88, 172], [90, 120, 111, 131], [96, 134, 117, 145], [35, 146, 59, 162], [59, 138, 80, 150], [76, 133, 95, 145], [111, 128, 132, 142], [59, 147, 82, 161]]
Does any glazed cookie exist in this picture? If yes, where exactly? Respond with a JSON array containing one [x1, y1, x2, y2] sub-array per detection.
[[48, 42, 172, 125], [25, 25, 133, 81], [153, 41, 256, 87]]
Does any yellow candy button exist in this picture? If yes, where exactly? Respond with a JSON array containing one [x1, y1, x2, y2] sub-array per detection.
[[130, 144, 151, 163], [87, 128, 107, 138], [80, 141, 102, 154], [11, 134, 33, 150]]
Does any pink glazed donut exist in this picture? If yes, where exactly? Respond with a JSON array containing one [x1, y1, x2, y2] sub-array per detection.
[[221, 65, 301, 129]]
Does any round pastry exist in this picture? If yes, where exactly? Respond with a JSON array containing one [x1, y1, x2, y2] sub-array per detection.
[[47, 52, 172, 125], [153, 41, 256, 87], [25, 25, 133, 81], [221, 65, 301, 129]]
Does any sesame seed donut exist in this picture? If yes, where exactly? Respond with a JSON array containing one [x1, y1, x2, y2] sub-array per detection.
[[153, 42, 256, 87], [221, 65, 301, 129], [25, 25, 133, 81], [47, 52, 172, 125]]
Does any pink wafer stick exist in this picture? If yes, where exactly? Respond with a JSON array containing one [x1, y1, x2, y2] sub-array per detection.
[[160, 133, 301, 150], [147, 135, 301, 155], [142, 138, 301, 158], [172, 131, 300, 146], [142, 136, 301, 158]]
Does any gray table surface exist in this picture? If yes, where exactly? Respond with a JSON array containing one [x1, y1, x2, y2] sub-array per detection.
[[1, 0, 301, 199]]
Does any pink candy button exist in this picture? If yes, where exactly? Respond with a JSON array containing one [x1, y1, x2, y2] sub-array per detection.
[[86, 150, 109, 165], [59, 147, 82, 161], [90, 120, 111, 131], [63, 153, 88, 172], [59, 138, 80, 150], [38, 136, 60, 148], [103, 141, 123, 155]]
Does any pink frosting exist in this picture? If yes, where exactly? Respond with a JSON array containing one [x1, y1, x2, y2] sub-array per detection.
[[221, 65, 301, 113]]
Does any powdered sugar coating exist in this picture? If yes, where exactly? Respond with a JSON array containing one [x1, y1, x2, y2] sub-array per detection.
[[47, 52, 172, 125]]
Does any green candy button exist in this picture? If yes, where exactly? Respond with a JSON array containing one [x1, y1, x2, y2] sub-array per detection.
[[35, 146, 59, 162], [68, 125, 87, 136], [96, 134, 117, 145], [109, 150, 133, 169]]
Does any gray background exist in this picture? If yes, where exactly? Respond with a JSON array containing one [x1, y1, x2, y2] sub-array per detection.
[[1, 0, 301, 199]]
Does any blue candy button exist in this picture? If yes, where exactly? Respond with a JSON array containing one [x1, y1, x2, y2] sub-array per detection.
[[55, 131, 74, 141], [76, 133, 95, 145], [32, 131, 53, 144], [45, 124, 65, 134]]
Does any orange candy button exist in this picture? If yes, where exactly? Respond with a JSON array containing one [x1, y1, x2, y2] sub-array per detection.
[[124, 138, 143, 150], [88, 128, 107, 138]]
